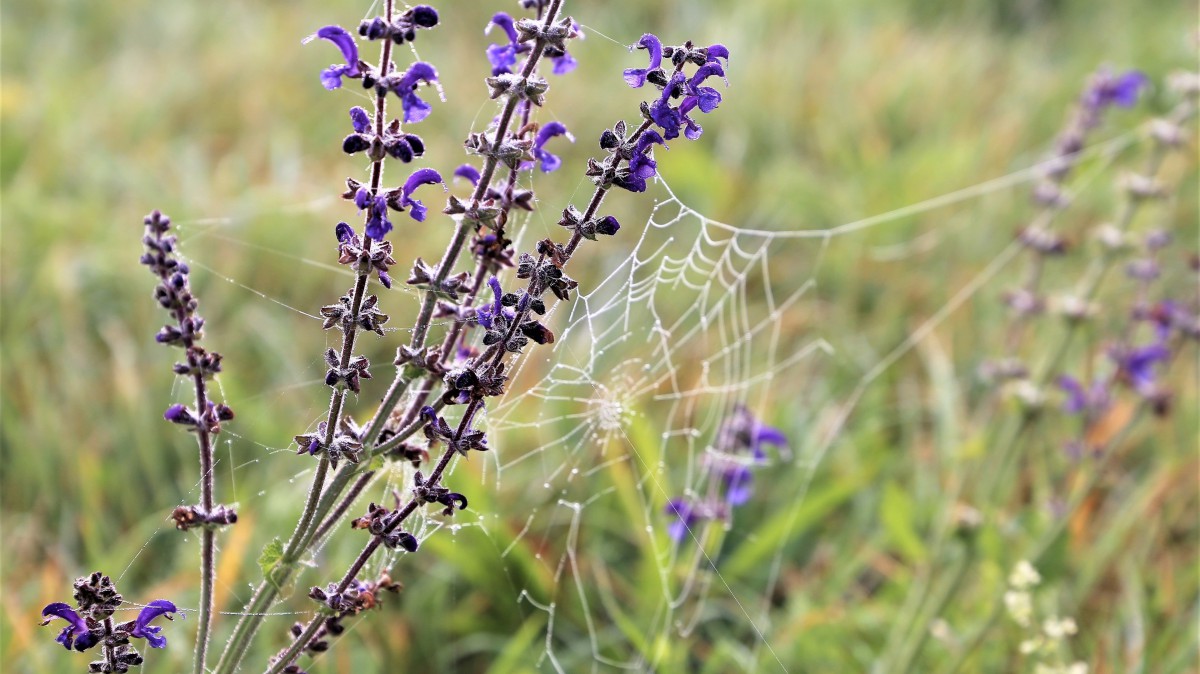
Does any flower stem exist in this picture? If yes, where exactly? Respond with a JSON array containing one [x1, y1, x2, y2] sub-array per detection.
[[212, 3, 401, 672]]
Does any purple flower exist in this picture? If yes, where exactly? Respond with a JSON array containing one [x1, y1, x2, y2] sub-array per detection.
[[485, 13, 527, 75], [476, 277, 504, 329], [365, 196, 392, 240], [41, 603, 98, 652], [526, 122, 574, 173], [623, 34, 662, 88], [335, 222, 356, 244], [748, 414, 786, 459], [706, 43, 730, 66], [388, 62, 439, 124], [1113, 338, 1170, 395], [686, 62, 726, 113], [453, 164, 481, 186], [548, 21, 583, 76], [349, 106, 371, 134], [723, 465, 755, 507], [129, 600, 178, 649], [398, 168, 445, 222], [1057, 375, 1110, 415], [615, 130, 667, 193], [303, 26, 361, 90], [664, 499, 698, 542], [1086, 70, 1149, 111]]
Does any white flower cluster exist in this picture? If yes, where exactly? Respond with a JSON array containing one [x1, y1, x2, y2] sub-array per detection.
[[1004, 560, 1087, 674]]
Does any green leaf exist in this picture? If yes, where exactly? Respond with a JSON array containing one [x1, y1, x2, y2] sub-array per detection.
[[257, 537, 292, 592]]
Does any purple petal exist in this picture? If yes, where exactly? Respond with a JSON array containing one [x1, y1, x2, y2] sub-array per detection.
[[1057, 375, 1087, 414], [349, 106, 371, 134], [319, 64, 356, 91], [706, 44, 730, 65], [130, 600, 178, 649], [305, 26, 360, 88], [400, 168, 445, 222], [487, 43, 519, 75], [486, 12, 518, 44], [334, 222, 355, 243], [551, 52, 578, 76], [723, 465, 754, 506], [1111, 71, 1149, 107], [453, 164, 481, 186], [752, 422, 787, 448], [41, 603, 93, 651]]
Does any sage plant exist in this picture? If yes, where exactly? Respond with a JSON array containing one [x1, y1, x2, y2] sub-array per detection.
[[40, 1, 732, 672]]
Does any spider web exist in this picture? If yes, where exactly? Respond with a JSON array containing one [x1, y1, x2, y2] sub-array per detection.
[[103, 52, 1139, 674]]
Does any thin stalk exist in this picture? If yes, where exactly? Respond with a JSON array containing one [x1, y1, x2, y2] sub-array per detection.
[[267, 403, 475, 672], [942, 407, 1147, 674], [891, 539, 976, 674], [212, 2, 400, 671]]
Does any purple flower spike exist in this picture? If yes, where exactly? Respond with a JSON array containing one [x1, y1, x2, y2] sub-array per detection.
[[349, 106, 371, 134], [485, 13, 524, 75], [623, 33, 663, 88], [390, 62, 439, 124], [129, 600, 178, 649], [664, 499, 697, 542], [304, 26, 361, 90], [529, 121, 574, 173], [400, 168, 445, 222], [453, 164, 481, 186], [41, 603, 98, 652]]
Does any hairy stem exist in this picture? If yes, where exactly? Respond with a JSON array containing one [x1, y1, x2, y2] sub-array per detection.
[[212, 3, 400, 672]]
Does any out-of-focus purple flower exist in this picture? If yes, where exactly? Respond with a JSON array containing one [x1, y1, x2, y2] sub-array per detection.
[[388, 62, 439, 123], [1085, 70, 1149, 111], [723, 465, 754, 507], [453, 164, 481, 186], [664, 499, 698, 542], [399, 168, 445, 222], [1057, 375, 1111, 415], [40, 603, 98, 652], [623, 34, 662, 88], [303, 26, 361, 90], [525, 122, 574, 172], [485, 13, 527, 75], [129, 600, 178, 649], [1113, 337, 1170, 395]]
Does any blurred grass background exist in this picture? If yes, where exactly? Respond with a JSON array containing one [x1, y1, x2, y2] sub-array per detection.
[[2, 0, 1197, 671]]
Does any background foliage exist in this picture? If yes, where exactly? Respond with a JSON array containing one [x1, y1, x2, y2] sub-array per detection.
[[2, 0, 1196, 671]]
